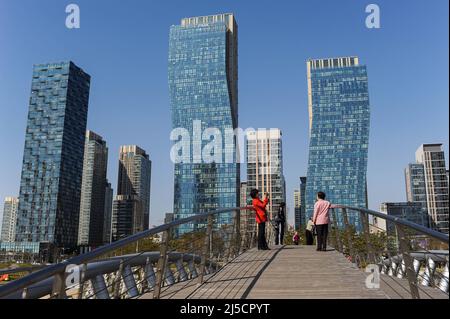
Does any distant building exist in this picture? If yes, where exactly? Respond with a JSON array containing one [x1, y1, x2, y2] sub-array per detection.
[[112, 195, 143, 241], [16, 61, 90, 250], [117, 145, 151, 231], [164, 213, 174, 224], [405, 144, 449, 233], [246, 129, 286, 220], [379, 202, 429, 237], [78, 131, 108, 247], [305, 57, 370, 231], [294, 190, 301, 230], [103, 181, 113, 244], [1, 197, 19, 242]]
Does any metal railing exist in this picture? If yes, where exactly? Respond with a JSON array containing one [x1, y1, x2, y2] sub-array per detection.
[[0, 207, 257, 299], [329, 206, 449, 299]]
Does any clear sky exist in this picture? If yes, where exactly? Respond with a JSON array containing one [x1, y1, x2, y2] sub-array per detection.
[[0, 0, 448, 227]]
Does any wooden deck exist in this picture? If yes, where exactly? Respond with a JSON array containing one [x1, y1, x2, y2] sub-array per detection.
[[139, 245, 448, 299]]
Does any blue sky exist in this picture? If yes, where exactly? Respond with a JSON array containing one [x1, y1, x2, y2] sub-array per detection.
[[0, 0, 448, 227]]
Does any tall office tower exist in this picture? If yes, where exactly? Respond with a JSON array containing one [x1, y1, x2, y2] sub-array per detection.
[[103, 181, 113, 244], [111, 195, 143, 241], [246, 129, 286, 220], [379, 202, 429, 237], [305, 57, 370, 230], [169, 14, 239, 234], [117, 145, 151, 230], [406, 144, 449, 233], [1, 197, 19, 242], [16, 61, 90, 249], [294, 190, 301, 231], [77, 131, 108, 247], [300, 177, 307, 226]]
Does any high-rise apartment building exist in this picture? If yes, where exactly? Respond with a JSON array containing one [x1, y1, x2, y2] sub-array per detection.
[[294, 189, 301, 231], [16, 61, 90, 248], [246, 129, 286, 220], [305, 57, 370, 230], [78, 131, 108, 247], [1, 197, 19, 242], [405, 144, 449, 233], [169, 14, 239, 235], [117, 145, 151, 230], [112, 195, 143, 241], [103, 181, 113, 244]]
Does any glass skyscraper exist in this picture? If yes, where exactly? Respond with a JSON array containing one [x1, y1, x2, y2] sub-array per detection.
[[169, 14, 239, 235], [16, 61, 90, 249], [305, 57, 370, 230]]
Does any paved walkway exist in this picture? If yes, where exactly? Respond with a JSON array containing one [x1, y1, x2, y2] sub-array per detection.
[[139, 245, 448, 299]]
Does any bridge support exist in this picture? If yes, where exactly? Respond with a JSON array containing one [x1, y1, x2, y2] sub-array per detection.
[[396, 224, 420, 299]]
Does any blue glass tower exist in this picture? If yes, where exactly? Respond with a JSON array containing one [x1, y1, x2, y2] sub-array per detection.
[[16, 61, 90, 248], [169, 14, 239, 234], [305, 57, 370, 230]]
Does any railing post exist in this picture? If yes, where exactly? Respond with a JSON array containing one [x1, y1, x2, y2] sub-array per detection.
[[198, 215, 213, 285], [51, 270, 67, 299], [77, 263, 87, 299], [395, 224, 420, 299], [342, 208, 357, 264], [153, 228, 171, 299], [235, 209, 242, 255], [359, 211, 376, 264], [113, 259, 124, 299], [331, 209, 343, 253]]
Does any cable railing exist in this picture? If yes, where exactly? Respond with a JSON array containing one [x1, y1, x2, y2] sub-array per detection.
[[328, 205, 449, 299], [0, 206, 256, 299]]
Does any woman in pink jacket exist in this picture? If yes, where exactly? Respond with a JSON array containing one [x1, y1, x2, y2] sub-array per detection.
[[312, 191, 336, 252]]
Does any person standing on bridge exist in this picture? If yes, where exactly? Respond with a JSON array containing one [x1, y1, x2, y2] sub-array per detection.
[[312, 191, 336, 251], [274, 202, 286, 245], [305, 217, 315, 245], [250, 189, 270, 250]]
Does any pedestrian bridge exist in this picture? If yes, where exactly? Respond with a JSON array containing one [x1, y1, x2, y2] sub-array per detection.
[[0, 206, 448, 299]]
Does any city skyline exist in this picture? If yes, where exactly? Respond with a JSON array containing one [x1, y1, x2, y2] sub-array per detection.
[[0, 2, 448, 228]]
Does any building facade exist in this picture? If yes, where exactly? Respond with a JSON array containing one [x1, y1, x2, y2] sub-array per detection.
[[117, 145, 151, 231], [246, 129, 286, 220], [169, 14, 239, 235], [405, 144, 449, 233], [294, 190, 301, 231], [1, 197, 19, 242], [16, 61, 90, 249], [103, 181, 113, 244], [305, 57, 370, 230], [379, 202, 429, 237], [111, 195, 143, 241], [78, 131, 108, 246]]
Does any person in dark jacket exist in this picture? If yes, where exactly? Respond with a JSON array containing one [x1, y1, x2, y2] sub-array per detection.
[[274, 202, 286, 245], [250, 189, 269, 250]]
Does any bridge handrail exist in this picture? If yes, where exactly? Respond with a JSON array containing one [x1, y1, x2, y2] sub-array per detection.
[[337, 205, 449, 243], [0, 206, 254, 298]]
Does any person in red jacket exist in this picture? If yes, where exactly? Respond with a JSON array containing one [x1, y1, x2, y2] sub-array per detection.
[[250, 188, 270, 250]]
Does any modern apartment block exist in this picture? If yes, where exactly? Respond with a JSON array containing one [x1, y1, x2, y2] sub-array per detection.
[[103, 181, 113, 244], [405, 144, 449, 233], [305, 56, 370, 230], [16, 61, 90, 249], [169, 14, 239, 235], [78, 131, 108, 247], [294, 189, 301, 231], [246, 129, 286, 220], [111, 195, 143, 241], [1, 197, 19, 242], [117, 145, 151, 231], [379, 202, 429, 237]]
